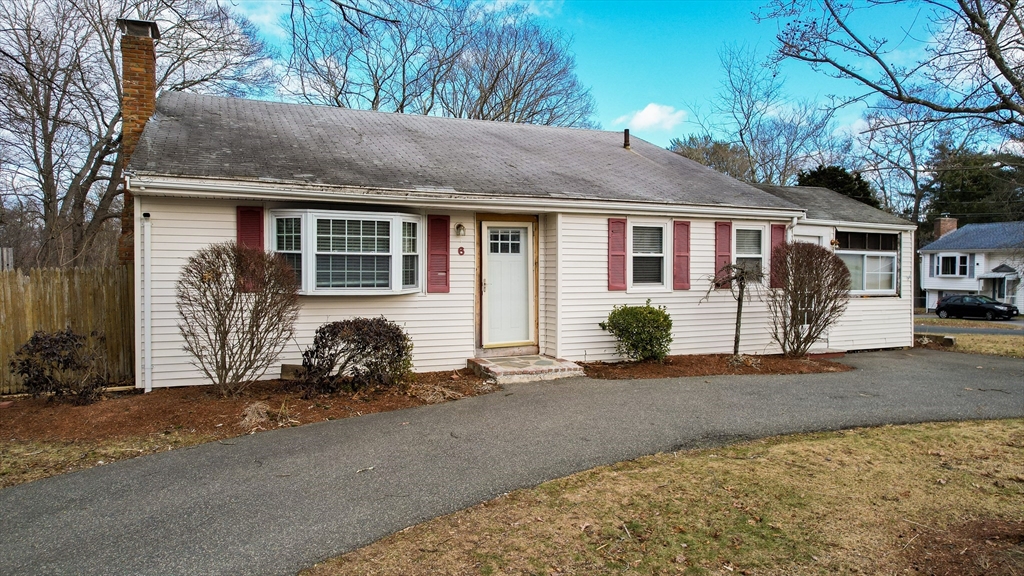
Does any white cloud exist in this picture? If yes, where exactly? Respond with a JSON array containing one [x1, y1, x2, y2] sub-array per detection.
[[613, 103, 687, 131]]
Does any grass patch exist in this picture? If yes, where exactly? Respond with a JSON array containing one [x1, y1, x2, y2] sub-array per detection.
[[305, 420, 1024, 576], [916, 318, 1023, 330], [0, 433, 214, 489], [952, 334, 1024, 358]]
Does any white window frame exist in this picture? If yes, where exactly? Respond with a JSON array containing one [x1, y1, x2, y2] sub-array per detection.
[[733, 225, 766, 281], [269, 209, 423, 295], [838, 251, 898, 295], [935, 253, 969, 277], [626, 219, 670, 292]]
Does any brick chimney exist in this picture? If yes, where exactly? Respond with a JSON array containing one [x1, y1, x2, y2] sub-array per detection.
[[117, 19, 159, 264], [934, 216, 958, 239]]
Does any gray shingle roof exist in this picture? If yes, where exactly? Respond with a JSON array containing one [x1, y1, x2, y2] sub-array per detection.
[[752, 184, 912, 226], [919, 221, 1024, 252], [129, 92, 800, 211]]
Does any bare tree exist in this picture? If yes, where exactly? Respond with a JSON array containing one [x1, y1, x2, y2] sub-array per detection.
[[763, 0, 1024, 137], [856, 103, 988, 223], [701, 263, 764, 358], [0, 0, 276, 267], [286, 1, 597, 127], [766, 242, 850, 357], [176, 243, 300, 396], [699, 44, 850, 185], [286, 0, 470, 113], [668, 135, 754, 181]]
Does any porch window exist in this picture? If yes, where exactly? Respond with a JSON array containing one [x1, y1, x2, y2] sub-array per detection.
[[836, 231, 898, 295], [270, 210, 422, 294]]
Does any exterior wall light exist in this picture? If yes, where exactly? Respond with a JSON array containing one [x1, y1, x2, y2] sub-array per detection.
[[455, 223, 466, 236]]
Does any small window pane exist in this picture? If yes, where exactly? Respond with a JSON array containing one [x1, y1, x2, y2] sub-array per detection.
[[633, 256, 663, 284], [279, 253, 302, 286], [275, 217, 301, 251], [632, 226, 663, 254], [402, 222, 417, 253], [959, 255, 968, 276], [735, 229, 762, 255], [316, 254, 390, 288], [941, 256, 957, 275], [403, 254, 418, 288], [736, 257, 763, 276], [839, 253, 864, 291]]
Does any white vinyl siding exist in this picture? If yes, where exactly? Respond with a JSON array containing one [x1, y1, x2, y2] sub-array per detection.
[[137, 196, 475, 388]]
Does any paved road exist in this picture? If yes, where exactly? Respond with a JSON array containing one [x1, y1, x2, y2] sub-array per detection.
[[915, 324, 1024, 336], [915, 314, 1024, 337], [2, 349, 1022, 576]]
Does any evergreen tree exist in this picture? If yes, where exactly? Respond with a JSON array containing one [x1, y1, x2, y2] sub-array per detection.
[[797, 165, 881, 209], [923, 145, 1024, 225]]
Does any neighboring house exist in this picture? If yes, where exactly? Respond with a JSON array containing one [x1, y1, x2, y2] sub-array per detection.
[[919, 219, 1024, 310], [116, 21, 917, 390]]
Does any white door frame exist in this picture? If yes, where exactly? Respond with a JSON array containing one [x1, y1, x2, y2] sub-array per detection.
[[481, 220, 536, 348]]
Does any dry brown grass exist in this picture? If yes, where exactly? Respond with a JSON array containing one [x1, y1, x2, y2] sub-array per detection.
[[916, 317, 1023, 330], [0, 432, 214, 489], [306, 420, 1024, 576], [949, 334, 1024, 358]]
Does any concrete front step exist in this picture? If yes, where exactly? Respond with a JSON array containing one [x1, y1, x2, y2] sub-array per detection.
[[468, 355, 584, 384]]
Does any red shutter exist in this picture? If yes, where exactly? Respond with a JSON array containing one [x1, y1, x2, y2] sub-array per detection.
[[714, 221, 732, 288], [673, 220, 690, 290], [608, 218, 627, 291], [236, 206, 264, 250], [770, 224, 787, 288], [427, 215, 450, 293]]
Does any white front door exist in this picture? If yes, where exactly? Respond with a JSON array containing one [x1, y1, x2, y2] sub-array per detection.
[[482, 223, 533, 346]]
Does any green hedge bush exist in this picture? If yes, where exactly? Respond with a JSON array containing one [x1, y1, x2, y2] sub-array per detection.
[[599, 300, 673, 362]]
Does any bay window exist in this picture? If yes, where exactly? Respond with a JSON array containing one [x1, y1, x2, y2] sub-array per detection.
[[271, 210, 422, 294]]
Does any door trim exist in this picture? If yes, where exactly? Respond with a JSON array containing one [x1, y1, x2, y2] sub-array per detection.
[[476, 214, 539, 349]]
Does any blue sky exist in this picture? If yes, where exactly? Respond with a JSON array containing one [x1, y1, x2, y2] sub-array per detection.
[[235, 0, 926, 148]]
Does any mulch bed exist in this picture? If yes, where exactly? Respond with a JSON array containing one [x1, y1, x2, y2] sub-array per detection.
[[904, 519, 1024, 575], [581, 353, 852, 379], [0, 368, 488, 442], [1, 354, 852, 443]]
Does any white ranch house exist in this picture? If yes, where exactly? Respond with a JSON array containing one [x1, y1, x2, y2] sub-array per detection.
[[117, 22, 916, 390]]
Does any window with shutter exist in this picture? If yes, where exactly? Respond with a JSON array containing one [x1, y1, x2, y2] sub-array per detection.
[[631, 226, 664, 285]]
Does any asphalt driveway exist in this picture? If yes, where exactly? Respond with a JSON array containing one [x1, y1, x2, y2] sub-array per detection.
[[1, 349, 1022, 575]]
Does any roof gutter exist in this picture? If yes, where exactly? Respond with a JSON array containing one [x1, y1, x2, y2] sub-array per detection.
[[129, 175, 807, 220], [799, 217, 918, 232]]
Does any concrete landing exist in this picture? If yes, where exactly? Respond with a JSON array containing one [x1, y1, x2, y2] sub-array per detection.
[[468, 355, 584, 384]]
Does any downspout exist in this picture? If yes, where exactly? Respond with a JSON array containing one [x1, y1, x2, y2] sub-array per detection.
[[142, 210, 153, 393]]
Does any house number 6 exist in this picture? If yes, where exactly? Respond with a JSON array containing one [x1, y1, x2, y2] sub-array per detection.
[[458, 247, 465, 256]]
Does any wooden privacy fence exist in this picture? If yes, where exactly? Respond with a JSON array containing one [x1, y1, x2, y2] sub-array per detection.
[[0, 267, 134, 394]]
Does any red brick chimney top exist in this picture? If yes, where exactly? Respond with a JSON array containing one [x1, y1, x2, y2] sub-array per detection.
[[934, 216, 958, 239]]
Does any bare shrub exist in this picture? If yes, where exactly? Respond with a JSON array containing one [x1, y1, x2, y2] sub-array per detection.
[[766, 242, 851, 357], [299, 317, 413, 395], [176, 242, 300, 396]]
